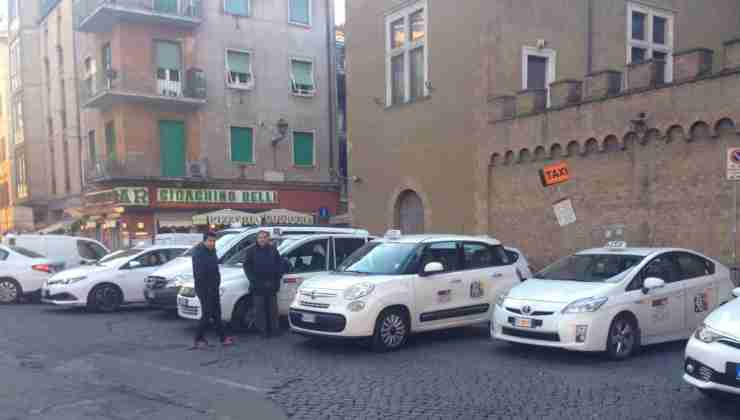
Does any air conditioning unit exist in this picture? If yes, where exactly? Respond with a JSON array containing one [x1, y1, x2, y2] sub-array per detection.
[[187, 160, 208, 178]]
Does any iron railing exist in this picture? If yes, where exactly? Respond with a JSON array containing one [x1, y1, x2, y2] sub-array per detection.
[[80, 67, 206, 106], [75, 0, 202, 28]]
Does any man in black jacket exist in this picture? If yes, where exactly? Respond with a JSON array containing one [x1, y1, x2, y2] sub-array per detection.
[[192, 231, 233, 348], [243, 230, 285, 338]]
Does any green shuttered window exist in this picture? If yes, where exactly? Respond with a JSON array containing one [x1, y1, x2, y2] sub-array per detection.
[[225, 0, 249, 16], [293, 131, 314, 167], [154, 0, 178, 14], [155, 41, 181, 70], [159, 120, 186, 177], [230, 127, 254, 163], [105, 122, 116, 160], [289, 0, 310, 25]]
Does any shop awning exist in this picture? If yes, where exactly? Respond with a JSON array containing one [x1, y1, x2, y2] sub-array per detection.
[[256, 209, 314, 225], [193, 209, 262, 226]]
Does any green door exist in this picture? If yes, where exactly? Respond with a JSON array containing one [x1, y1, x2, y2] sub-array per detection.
[[159, 120, 186, 177]]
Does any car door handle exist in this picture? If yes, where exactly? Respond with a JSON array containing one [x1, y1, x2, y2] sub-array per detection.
[[450, 279, 462, 284]]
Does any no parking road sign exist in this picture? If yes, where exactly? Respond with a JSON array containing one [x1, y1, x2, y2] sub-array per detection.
[[728, 148, 740, 181]]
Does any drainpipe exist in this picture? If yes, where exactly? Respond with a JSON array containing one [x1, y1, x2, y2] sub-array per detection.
[[586, 0, 594, 74], [326, 0, 337, 182]]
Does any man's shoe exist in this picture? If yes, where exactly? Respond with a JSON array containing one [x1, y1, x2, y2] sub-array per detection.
[[191, 339, 208, 350], [221, 336, 235, 346]]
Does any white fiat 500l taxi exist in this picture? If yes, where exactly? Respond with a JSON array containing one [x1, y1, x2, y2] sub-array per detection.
[[289, 232, 519, 352], [492, 244, 735, 359], [684, 288, 740, 399]]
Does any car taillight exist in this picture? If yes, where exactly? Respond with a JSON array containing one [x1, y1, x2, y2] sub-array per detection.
[[32, 264, 52, 273]]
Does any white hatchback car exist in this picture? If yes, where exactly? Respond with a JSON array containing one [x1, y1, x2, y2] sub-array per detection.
[[42, 245, 188, 312], [0, 245, 63, 304], [492, 245, 735, 359], [684, 288, 740, 399], [177, 234, 372, 329], [289, 232, 520, 352]]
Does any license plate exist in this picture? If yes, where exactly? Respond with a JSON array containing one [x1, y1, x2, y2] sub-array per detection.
[[302, 313, 317, 323], [514, 317, 533, 328]]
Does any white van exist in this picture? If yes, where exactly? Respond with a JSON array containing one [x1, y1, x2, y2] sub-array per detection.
[[2, 235, 109, 270]]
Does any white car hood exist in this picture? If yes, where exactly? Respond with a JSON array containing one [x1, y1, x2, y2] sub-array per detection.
[[704, 297, 740, 340], [150, 258, 192, 279], [507, 279, 616, 303], [50, 264, 112, 280], [301, 272, 396, 291]]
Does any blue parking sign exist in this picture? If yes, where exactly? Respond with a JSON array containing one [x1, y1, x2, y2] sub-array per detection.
[[319, 207, 330, 218]]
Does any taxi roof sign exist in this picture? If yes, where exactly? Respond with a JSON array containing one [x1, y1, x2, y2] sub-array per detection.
[[384, 230, 402, 240], [606, 241, 627, 249]]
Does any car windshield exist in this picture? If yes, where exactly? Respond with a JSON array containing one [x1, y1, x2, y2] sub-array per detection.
[[10, 246, 44, 259], [337, 242, 419, 275], [182, 233, 239, 257], [98, 249, 143, 266], [533, 253, 644, 282]]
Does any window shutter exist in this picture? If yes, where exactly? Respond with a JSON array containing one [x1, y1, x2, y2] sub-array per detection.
[[291, 60, 313, 87], [156, 41, 182, 70], [230, 127, 254, 163], [225, 0, 249, 16], [154, 0, 179, 13], [227, 51, 250, 74], [290, 0, 310, 24], [293, 132, 314, 166]]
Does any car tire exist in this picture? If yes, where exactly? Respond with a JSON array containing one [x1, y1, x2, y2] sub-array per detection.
[[371, 307, 409, 353], [0, 278, 21, 304], [231, 296, 257, 332], [606, 315, 640, 360], [87, 284, 123, 313]]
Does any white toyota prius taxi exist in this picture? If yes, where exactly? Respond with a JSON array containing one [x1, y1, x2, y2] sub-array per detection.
[[492, 243, 735, 359], [289, 231, 520, 352], [684, 287, 740, 399]]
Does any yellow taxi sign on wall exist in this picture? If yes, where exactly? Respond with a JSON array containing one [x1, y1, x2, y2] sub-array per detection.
[[540, 161, 570, 187]]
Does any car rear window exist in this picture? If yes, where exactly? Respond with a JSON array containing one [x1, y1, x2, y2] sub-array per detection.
[[11, 246, 44, 258]]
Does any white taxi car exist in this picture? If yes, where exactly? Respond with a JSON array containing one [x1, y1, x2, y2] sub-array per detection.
[[492, 244, 735, 359], [177, 234, 371, 329], [684, 287, 740, 399], [42, 246, 188, 312], [289, 232, 520, 352]]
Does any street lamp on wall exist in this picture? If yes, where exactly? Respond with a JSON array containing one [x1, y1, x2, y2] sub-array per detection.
[[271, 118, 290, 147]]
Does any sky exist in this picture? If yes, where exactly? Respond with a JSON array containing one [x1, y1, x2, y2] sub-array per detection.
[[335, 0, 346, 25]]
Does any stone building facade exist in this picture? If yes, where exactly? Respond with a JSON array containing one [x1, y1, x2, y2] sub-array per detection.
[[73, 0, 340, 247], [347, 0, 740, 268]]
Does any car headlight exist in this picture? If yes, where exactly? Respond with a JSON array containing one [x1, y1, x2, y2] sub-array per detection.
[[695, 324, 723, 343], [344, 282, 375, 301], [496, 292, 508, 308], [49, 276, 87, 285], [562, 297, 608, 314]]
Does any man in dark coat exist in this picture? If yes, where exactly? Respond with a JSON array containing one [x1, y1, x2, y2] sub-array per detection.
[[192, 231, 233, 348], [243, 230, 286, 338]]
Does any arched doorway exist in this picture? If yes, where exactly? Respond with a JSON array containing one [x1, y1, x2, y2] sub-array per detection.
[[395, 190, 425, 234]]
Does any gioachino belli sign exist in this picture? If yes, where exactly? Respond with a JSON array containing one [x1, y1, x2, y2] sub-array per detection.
[[157, 188, 279, 205]]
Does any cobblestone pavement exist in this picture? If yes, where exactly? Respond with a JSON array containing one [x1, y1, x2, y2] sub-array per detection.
[[1, 304, 738, 420]]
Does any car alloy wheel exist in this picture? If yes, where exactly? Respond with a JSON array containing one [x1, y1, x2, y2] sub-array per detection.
[[609, 317, 637, 359], [91, 285, 121, 312], [379, 312, 407, 349], [0, 279, 19, 304]]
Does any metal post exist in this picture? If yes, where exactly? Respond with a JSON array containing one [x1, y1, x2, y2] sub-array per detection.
[[734, 181, 737, 266]]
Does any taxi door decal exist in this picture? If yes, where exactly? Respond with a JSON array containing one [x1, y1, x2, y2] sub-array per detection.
[[470, 280, 484, 299], [651, 297, 670, 323], [693, 289, 711, 313]]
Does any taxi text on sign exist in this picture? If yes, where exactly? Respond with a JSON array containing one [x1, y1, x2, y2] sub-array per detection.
[[727, 148, 740, 181], [540, 162, 570, 187]]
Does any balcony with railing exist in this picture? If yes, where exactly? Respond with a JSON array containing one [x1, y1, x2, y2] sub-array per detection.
[[74, 0, 202, 33], [85, 157, 209, 183], [81, 67, 206, 110]]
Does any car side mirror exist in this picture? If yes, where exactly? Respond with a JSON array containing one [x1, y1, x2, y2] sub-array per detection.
[[733, 287, 740, 298], [642, 277, 665, 294], [421, 262, 444, 276]]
